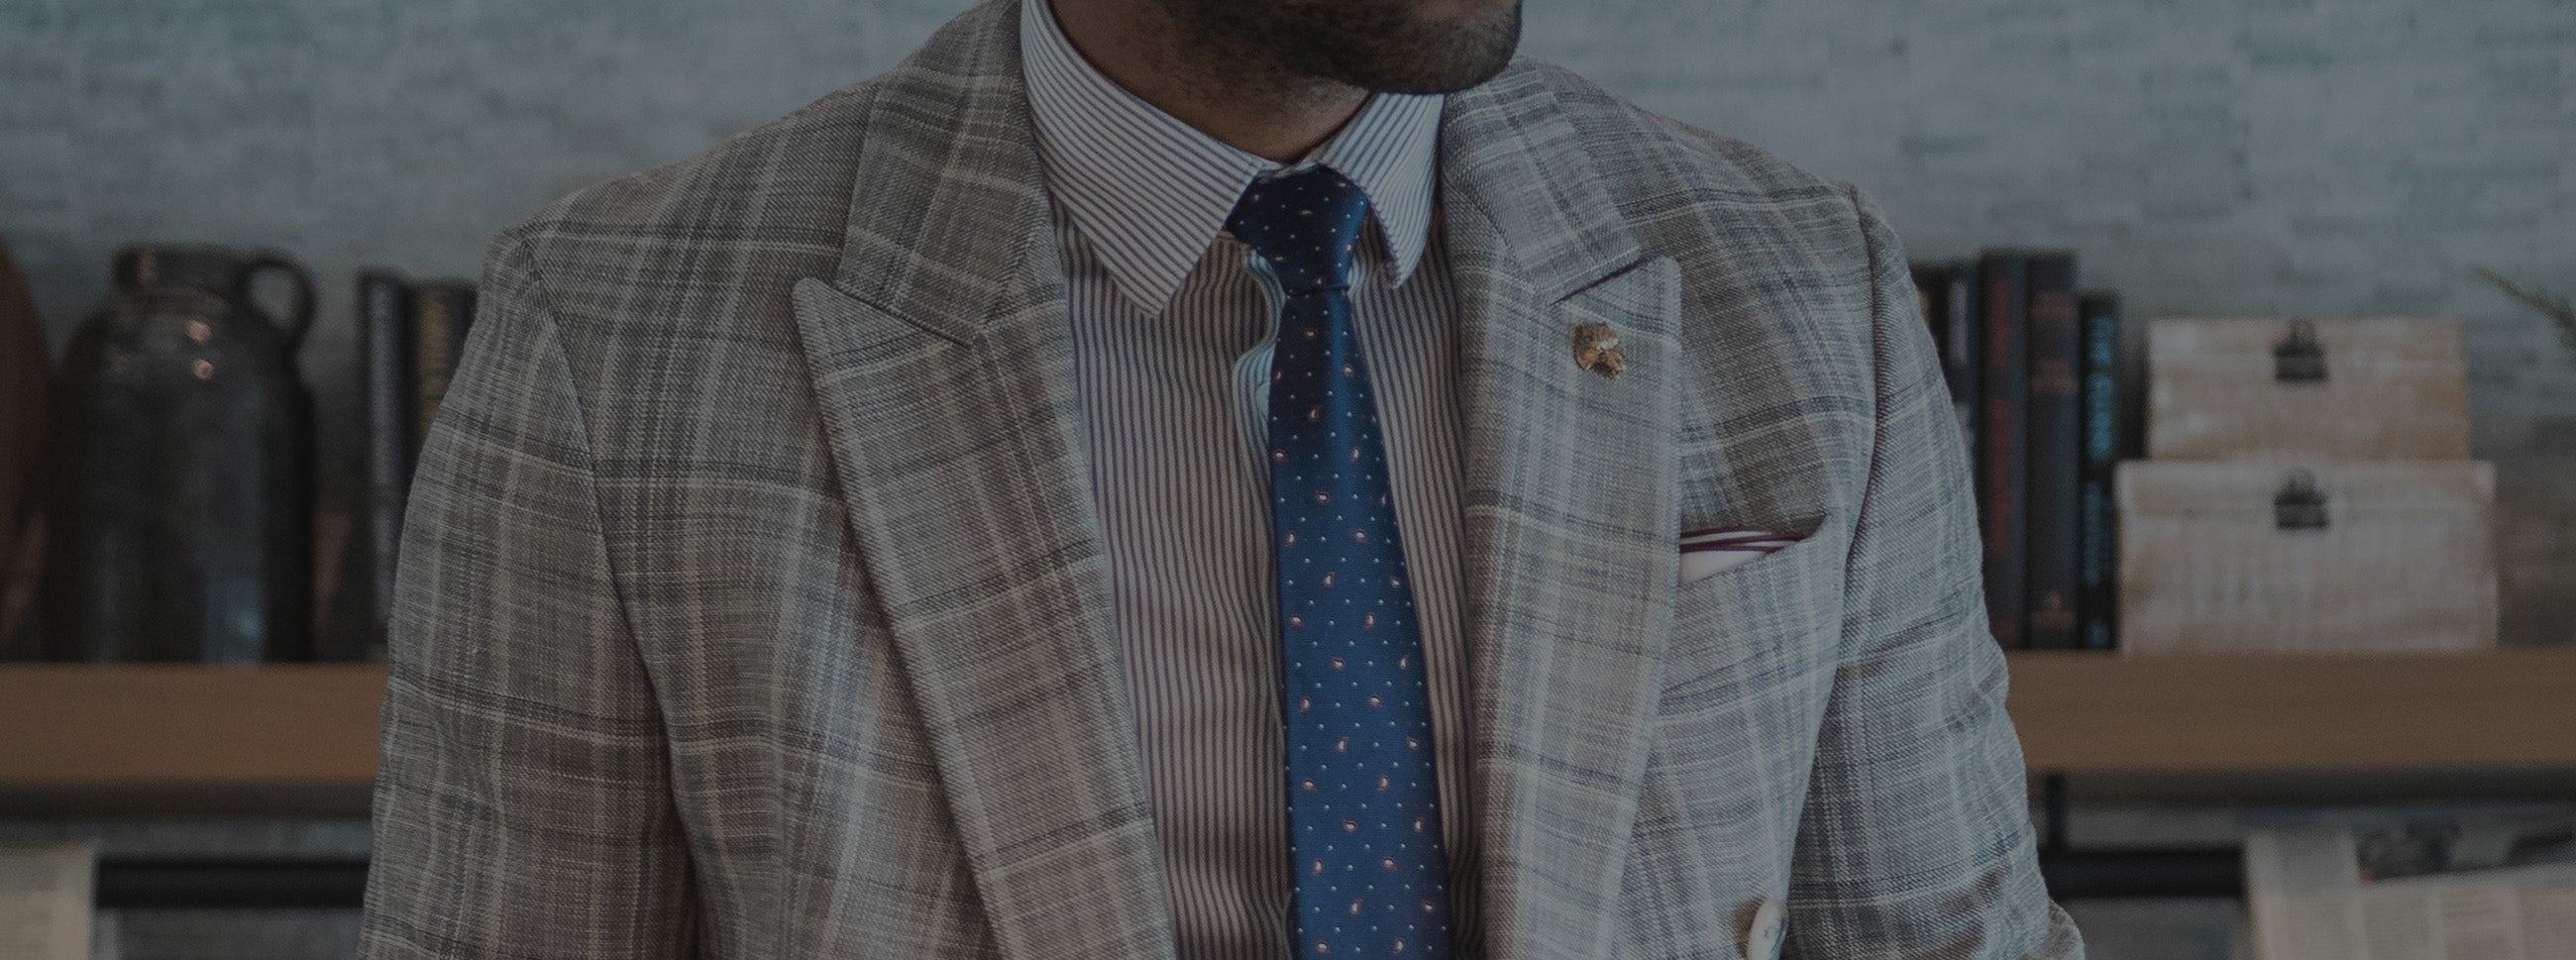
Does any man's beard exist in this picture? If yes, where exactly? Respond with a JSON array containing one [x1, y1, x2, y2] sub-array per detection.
[[1157, 0, 1524, 95]]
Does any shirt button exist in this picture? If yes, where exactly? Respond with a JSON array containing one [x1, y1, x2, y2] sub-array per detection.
[[1741, 897, 1784, 960]]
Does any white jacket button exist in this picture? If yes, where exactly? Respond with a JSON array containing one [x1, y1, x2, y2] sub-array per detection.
[[1742, 897, 1784, 960]]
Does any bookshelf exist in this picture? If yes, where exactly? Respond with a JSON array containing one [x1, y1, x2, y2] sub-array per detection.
[[0, 664, 384, 816], [3, 652, 2574, 815], [2006, 649, 2576, 773]]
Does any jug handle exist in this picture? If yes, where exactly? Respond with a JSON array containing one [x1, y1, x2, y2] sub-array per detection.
[[237, 255, 317, 349]]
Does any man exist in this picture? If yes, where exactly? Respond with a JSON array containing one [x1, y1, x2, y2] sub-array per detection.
[[358, 0, 2087, 955]]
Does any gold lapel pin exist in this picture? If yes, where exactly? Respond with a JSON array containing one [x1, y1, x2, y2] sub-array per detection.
[[1571, 322, 1625, 378]]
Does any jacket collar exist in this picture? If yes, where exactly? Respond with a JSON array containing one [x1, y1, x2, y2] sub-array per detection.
[[818, 0, 1645, 347], [1017, 0, 1442, 313]]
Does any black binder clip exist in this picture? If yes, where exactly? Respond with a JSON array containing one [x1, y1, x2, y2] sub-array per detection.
[[2274, 469, 2329, 531], [2273, 318, 2328, 383]]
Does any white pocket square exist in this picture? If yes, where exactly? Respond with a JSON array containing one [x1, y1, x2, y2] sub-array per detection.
[[1678, 526, 1807, 584]]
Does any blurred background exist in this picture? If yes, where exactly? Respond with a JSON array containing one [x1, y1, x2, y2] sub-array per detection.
[[0, 0, 2570, 956]]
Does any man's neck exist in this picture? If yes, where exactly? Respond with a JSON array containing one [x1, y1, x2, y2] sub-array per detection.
[[1046, 0, 1368, 163]]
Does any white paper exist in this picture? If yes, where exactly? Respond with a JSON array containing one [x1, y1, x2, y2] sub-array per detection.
[[2248, 828, 2364, 960], [0, 840, 98, 960]]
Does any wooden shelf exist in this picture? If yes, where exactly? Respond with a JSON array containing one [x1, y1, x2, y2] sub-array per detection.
[[3, 651, 2573, 814], [2005, 649, 2576, 774], [0, 664, 385, 815]]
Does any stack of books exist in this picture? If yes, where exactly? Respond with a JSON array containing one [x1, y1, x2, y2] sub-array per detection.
[[323, 270, 479, 664], [1911, 252, 2122, 651]]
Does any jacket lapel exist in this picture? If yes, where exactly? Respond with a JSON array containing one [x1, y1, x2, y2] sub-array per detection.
[[1440, 70, 1683, 960], [788, 1, 1177, 958], [790, 1, 1683, 953]]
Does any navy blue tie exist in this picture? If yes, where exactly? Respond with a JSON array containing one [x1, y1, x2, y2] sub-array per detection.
[[1227, 164, 1453, 960]]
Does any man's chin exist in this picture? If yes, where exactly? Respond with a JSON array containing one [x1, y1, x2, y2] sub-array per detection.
[[1326, 8, 1523, 94], [1172, 0, 1523, 95]]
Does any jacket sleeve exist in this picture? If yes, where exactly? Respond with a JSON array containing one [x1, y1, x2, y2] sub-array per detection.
[[1780, 186, 2087, 958], [357, 228, 700, 958]]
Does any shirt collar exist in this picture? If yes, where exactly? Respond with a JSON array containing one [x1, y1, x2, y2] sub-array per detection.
[[1020, 0, 1442, 314]]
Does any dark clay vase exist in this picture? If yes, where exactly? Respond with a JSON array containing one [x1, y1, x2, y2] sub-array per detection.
[[40, 244, 317, 662]]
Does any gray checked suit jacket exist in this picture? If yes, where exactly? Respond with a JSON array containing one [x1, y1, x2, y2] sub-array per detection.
[[356, 0, 2088, 956]]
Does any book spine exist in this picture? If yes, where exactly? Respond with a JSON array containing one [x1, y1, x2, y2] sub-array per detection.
[[1945, 260, 1983, 494], [354, 269, 412, 664], [2077, 291, 2122, 651], [1908, 263, 1963, 438], [408, 281, 479, 456], [2022, 253, 2082, 650], [0, 242, 45, 660], [1978, 252, 2030, 649], [1910, 262, 1951, 364]]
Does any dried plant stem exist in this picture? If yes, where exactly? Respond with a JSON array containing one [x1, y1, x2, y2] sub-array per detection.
[[2474, 267, 2576, 352]]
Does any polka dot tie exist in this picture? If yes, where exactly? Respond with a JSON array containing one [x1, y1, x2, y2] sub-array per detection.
[[1226, 164, 1453, 960]]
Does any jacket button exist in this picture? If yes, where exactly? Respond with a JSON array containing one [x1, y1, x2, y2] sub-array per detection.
[[1741, 897, 1784, 960]]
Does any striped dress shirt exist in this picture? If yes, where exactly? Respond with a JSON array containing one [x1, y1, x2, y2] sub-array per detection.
[[1016, 1, 1479, 957]]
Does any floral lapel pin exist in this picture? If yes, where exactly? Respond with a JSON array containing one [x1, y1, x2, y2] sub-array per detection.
[[1571, 322, 1625, 378]]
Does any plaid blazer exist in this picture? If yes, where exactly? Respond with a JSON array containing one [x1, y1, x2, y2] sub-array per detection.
[[357, 0, 2087, 957]]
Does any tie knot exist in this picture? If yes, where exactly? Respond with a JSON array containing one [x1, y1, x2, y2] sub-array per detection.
[[1224, 164, 1371, 295]]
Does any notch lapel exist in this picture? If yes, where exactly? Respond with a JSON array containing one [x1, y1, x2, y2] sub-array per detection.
[[787, 1, 1176, 957], [1440, 69, 1684, 960]]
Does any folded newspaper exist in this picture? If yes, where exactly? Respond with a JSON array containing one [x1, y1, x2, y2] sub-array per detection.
[[2248, 815, 2576, 960]]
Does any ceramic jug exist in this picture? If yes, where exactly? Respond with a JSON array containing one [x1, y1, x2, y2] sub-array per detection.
[[40, 244, 316, 662]]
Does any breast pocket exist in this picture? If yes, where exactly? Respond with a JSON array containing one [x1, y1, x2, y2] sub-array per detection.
[[1661, 524, 1844, 714]]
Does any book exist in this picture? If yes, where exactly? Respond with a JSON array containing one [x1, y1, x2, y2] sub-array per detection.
[[408, 280, 479, 457], [1910, 262, 1951, 360], [0, 242, 45, 660], [2077, 291, 2122, 650], [2022, 252, 2081, 649], [1977, 251, 2031, 648], [1944, 259, 1983, 477], [331, 271, 477, 664], [341, 269, 415, 664], [1907, 261, 1984, 467]]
